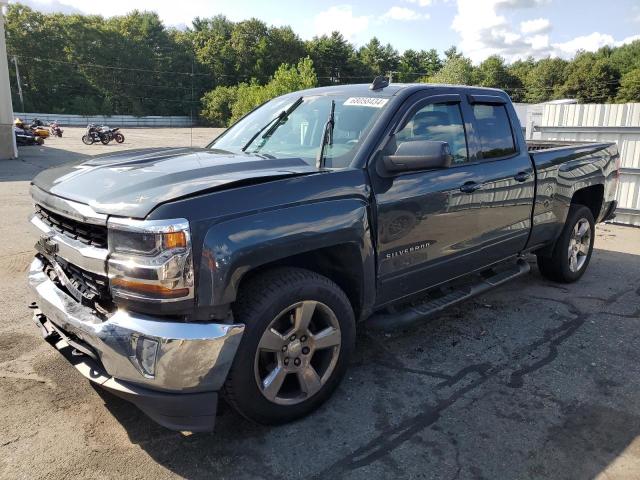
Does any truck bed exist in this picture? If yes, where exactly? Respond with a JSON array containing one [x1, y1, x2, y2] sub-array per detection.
[[526, 140, 593, 151]]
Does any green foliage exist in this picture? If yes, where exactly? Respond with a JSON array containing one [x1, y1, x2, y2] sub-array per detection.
[[358, 37, 399, 77], [425, 56, 474, 85], [4, 3, 640, 119], [616, 68, 640, 102], [558, 52, 619, 103], [523, 58, 568, 103], [201, 57, 317, 126], [475, 55, 521, 94]]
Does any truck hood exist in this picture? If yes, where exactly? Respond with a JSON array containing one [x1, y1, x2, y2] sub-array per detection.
[[32, 147, 318, 218]]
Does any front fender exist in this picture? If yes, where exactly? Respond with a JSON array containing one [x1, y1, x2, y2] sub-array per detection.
[[197, 199, 373, 308]]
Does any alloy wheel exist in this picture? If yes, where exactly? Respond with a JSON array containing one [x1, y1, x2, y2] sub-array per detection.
[[254, 300, 341, 405]]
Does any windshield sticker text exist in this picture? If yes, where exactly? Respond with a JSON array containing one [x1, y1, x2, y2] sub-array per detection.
[[343, 97, 389, 108]]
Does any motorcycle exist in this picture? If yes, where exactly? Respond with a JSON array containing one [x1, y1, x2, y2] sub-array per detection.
[[101, 126, 125, 144], [29, 118, 50, 139], [82, 124, 110, 145], [81, 124, 124, 145], [15, 126, 44, 146], [49, 121, 64, 138], [15, 117, 49, 139]]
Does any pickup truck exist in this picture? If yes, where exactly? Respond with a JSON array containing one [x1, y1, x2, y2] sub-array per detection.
[[27, 80, 619, 432]]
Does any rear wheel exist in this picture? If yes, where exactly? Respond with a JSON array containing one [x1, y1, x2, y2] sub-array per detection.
[[224, 267, 355, 425], [114, 133, 124, 143], [82, 135, 93, 145], [99, 134, 110, 145], [537, 205, 595, 283]]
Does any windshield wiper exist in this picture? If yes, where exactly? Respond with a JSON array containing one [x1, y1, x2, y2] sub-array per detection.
[[242, 96, 303, 153], [316, 99, 335, 169]]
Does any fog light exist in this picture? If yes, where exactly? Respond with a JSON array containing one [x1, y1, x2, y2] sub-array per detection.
[[130, 335, 159, 378]]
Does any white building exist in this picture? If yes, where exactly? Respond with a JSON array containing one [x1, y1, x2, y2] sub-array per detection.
[[0, 0, 17, 160]]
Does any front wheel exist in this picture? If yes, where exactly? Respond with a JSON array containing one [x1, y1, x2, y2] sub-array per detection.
[[99, 134, 110, 145], [537, 205, 595, 283], [224, 267, 355, 425], [82, 135, 93, 145]]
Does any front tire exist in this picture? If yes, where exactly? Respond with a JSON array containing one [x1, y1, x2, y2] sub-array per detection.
[[224, 267, 355, 425], [82, 135, 93, 145], [537, 205, 595, 283]]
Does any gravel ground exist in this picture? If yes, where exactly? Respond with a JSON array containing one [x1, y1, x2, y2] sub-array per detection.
[[1, 128, 640, 479]]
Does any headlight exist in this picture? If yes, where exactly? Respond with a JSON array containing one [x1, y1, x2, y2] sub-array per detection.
[[107, 218, 194, 303]]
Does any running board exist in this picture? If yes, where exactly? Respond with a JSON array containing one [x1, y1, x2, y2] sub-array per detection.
[[367, 258, 530, 331]]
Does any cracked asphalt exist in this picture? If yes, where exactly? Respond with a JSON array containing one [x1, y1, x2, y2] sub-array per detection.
[[1, 128, 640, 479]]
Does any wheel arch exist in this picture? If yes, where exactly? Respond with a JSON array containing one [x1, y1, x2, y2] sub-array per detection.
[[196, 199, 376, 321]]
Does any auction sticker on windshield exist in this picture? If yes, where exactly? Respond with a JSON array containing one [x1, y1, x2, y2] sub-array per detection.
[[343, 97, 389, 108]]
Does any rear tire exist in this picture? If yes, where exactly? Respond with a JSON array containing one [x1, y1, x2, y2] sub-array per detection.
[[99, 134, 110, 145], [224, 267, 355, 425], [114, 133, 124, 143], [537, 205, 595, 283]]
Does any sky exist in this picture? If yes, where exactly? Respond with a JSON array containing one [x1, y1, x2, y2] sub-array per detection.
[[8, 0, 640, 63]]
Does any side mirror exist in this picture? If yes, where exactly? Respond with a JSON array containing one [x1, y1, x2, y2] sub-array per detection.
[[382, 139, 453, 174]]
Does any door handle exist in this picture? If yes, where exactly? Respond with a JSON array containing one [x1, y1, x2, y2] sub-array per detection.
[[514, 171, 531, 182], [460, 181, 482, 193]]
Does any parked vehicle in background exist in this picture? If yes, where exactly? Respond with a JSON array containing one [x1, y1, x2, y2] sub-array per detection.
[[14, 126, 43, 145], [49, 121, 63, 138], [14, 117, 50, 139], [27, 80, 619, 433], [82, 124, 109, 145], [82, 124, 124, 144], [105, 126, 125, 143]]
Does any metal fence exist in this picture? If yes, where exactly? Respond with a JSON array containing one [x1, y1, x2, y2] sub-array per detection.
[[526, 103, 640, 227], [13, 112, 194, 127]]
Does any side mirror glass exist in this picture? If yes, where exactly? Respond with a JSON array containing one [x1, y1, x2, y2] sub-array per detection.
[[381, 138, 453, 174]]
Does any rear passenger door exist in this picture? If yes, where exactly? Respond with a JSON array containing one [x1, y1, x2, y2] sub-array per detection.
[[461, 95, 535, 265]]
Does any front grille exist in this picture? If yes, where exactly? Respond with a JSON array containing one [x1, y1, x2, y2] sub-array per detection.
[[57, 257, 110, 302], [42, 255, 115, 317], [35, 204, 108, 249]]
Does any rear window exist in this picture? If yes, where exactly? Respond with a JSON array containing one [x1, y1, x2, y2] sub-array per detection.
[[472, 104, 516, 159]]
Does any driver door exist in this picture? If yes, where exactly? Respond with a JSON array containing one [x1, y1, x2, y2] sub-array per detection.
[[370, 93, 486, 305]]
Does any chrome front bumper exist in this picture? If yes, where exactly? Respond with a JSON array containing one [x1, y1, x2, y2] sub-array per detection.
[[28, 257, 244, 394]]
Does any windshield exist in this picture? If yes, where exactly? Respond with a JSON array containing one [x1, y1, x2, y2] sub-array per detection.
[[209, 94, 390, 169]]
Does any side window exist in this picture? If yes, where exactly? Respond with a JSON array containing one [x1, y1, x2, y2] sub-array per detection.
[[396, 102, 468, 164], [471, 104, 516, 159]]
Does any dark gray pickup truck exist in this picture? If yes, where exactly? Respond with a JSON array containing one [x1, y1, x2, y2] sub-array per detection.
[[27, 80, 619, 432]]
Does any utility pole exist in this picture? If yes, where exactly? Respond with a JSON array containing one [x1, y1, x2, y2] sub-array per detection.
[[190, 56, 194, 148], [12, 55, 24, 113]]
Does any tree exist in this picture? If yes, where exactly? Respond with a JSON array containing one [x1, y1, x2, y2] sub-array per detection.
[[306, 32, 362, 85], [358, 37, 399, 77], [397, 49, 442, 82], [523, 58, 568, 103], [200, 86, 238, 126], [616, 68, 640, 102], [426, 56, 474, 85], [507, 57, 535, 102], [475, 55, 520, 94], [559, 52, 619, 103], [201, 57, 317, 126]]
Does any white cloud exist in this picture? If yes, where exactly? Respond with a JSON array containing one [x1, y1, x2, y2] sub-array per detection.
[[520, 18, 551, 35], [313, 5, 371, 41], [382, 6, 429, 21], [551, 32, 614, 56], [451, 0, 639, 63], [9, 0, 82, 14], [404, 0, 433, 7]]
